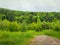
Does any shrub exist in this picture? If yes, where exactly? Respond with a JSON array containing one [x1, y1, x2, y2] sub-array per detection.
[[0, 19, 11, 31], [51, 21, 60, 31], [41, 21, 51, 30], [28, 22, 37, 30], [53, 24, 60, 31], [9, 22, 20, 31]]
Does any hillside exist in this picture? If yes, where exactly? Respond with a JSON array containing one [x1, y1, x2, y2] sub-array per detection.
[[0, 8, 60, 45], [0, 8, 60, 31]]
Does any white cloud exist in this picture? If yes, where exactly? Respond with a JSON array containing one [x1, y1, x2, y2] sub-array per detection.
[[0, 0, 60, 12]]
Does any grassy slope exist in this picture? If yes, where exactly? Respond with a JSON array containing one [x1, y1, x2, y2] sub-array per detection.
[[0, 30, 60, 45]]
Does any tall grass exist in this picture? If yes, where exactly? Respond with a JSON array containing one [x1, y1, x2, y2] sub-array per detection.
[[0, 30, 60, 45], [35, 30, 60, 39], [43, 30, 60, 39], [0, 31, 33, 45]]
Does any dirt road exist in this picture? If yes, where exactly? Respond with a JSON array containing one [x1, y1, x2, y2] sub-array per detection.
[[30, 35, 60, 45]]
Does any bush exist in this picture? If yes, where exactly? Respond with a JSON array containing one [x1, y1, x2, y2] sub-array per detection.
[[28, 22, 38, 30], [0, 20, 21, 31], [0, 19, 11, 31], [53, 24, 60, 31], [51, 21, 60, 31], [9, 22, 20, 31], [41, 21, 51, 30]]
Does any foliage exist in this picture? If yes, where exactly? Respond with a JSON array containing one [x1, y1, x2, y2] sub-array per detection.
[[0, 31, 33, 45], [0, 30, 60, 45], [0, 8, 60, 31], [51, 21, 60, 31], [0, 8, 60, 45]]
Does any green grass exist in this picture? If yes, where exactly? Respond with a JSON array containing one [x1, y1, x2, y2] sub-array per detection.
[[33, 30, 60, 39], [0, 31, 34, 45], [0, 30, 60, 45], [42, 30, 60, 39]]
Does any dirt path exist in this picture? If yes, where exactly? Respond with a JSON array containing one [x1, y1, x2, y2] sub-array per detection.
[[29, 35, 60, 45]]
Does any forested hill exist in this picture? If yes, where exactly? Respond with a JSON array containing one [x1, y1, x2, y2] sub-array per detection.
[[0, 8, 60, 23], [0, 8, 60, 32]]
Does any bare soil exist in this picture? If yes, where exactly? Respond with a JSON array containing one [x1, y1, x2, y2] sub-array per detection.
[[29, 35, 60, 45]]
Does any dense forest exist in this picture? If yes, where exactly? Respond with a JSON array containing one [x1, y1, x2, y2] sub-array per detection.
[[0, 8, 60, 32]]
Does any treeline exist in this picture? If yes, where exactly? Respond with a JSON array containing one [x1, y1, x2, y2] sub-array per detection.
[[0, 8, 60, 32]]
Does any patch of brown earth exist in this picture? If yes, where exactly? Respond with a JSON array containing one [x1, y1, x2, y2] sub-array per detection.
[[29, 35, 60, 45]]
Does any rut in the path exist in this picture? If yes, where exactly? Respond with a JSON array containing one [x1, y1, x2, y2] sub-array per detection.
[[29, 35, 60, 45]]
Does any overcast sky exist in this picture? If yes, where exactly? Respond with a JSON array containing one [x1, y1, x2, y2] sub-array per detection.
[[0, 0, 60, 12]]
